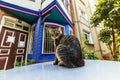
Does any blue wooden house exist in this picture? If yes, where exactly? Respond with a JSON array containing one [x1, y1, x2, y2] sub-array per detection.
[[0, 0, 73, 70]]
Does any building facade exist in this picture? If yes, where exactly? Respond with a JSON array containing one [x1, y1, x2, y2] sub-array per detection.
[[89, 0, 111, 57], [70, 0, 94, 52], [69, 0, 110, 59], [0, 0, 73, 70]]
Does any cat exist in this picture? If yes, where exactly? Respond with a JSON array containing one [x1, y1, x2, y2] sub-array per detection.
[[49, 28, 85, 68]]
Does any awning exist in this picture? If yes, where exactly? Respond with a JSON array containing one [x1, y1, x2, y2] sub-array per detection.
[[41, 0, 73, 27], [0, 1, 39, 24]]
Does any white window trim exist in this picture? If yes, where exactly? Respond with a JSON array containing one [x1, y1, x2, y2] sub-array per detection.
[[0, 16, 30, 33], [84, 31, 94, 44], [42, 22, 65, 54]]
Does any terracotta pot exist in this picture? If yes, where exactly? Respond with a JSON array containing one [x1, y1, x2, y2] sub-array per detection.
[[102, 53, 113, 60]]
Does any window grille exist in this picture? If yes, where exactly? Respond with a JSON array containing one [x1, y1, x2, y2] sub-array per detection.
[[43, 26, 64, 54], [43, 27, 55, 54]]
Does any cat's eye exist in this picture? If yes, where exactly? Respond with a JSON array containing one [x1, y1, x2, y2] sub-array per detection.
[[56, 31, 59, 34]]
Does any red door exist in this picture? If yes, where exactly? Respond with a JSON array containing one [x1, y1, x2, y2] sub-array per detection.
[[0, 27, 28, 70]]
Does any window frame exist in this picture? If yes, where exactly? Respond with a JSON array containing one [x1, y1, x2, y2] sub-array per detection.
[[42, 22, 65, 54], [83, 31, 94, 44]]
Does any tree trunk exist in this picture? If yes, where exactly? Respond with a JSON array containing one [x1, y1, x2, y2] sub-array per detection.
[[108, 44, 113, 56], [112, 27, 117, 61]]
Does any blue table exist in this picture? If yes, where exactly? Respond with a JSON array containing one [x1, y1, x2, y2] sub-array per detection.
[[0, 60, 120, 80]]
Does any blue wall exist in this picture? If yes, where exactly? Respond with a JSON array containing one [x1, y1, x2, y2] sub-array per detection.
[[64, 25, 71, 35], [37, 22, 56, 61]]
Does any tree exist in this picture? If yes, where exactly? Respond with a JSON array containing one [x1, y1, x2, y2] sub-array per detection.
[[98, 27, 112, 55], [90, 0, 120, 61]]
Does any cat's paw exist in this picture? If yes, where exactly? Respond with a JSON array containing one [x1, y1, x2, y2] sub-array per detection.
[[53, 61, 58, 65], [58, 62, 65, 66]]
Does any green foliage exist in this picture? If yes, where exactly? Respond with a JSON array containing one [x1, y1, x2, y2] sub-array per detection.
[[84, 39, 89, 45], [14, 60, 26, 67], [90, 0, 120, 61], [14, 60, 21, 67], [27, 60, 36, 65], [90, 0, 115, 27], [82, 47, 99, 60], [87, 51, 99, 60], [98, 27, 112, 44], [116, 29, 120, 34], [90, 0, 120, 27], [82, 37, 99, 60], [118, 55, 120, 61], [21, 60, 26, 66], [109, 7, 120, 29], [14, 59, 36, 68], [82, 47, 88, 59], [115, 36, 120, 43], [115, 36, 120, 53]]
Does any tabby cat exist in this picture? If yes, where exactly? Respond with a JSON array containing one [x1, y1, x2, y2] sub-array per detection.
[[49, 28, 85, 68]]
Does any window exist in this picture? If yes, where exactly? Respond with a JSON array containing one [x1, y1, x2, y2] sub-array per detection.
[[2, 16, 30, 32], [84, 32, 94, 44], [80, 10, 85, 17], [78, 7, 88, 20], [62, 0, 70, 12], [16, 24, 22, 29], [80, 0, 85, 5], [4, 18, 15, 27], [43, 25, 64, 54], [41, 0, 45, 4], [4, 20, 15, 27], [43, 26, 55, 54], [23, 26, 29, 31]]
